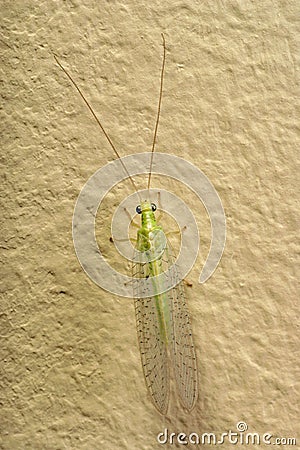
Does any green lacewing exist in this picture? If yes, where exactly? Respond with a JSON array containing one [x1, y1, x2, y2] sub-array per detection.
[[55, 34, 198, 414]]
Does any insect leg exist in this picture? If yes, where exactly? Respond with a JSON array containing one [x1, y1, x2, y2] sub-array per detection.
[[165, 225, 187, 238], [123, 207, 140, 228]]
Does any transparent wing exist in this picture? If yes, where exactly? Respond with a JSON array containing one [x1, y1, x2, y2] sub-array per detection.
[[166, 245, 199, 411], [132, 237, 198, 413], [132, 250, 169, 415]]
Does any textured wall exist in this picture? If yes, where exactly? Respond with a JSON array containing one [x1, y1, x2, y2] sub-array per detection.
[[1, 1, 299, 449]]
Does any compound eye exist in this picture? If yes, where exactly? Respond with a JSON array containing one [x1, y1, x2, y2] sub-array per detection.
[[136, 205, 142, 214], [151, 203, 157, 212]]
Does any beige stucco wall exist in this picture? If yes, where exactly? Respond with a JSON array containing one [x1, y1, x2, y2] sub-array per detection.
[[1, 1, 299, 449]]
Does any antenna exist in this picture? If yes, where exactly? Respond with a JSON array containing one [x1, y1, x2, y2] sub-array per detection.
[[147, 33, 166, 190], [54, 55, 141, 199]]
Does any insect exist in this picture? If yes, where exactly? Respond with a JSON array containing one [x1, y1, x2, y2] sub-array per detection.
[[55, 34, 198, 414]]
